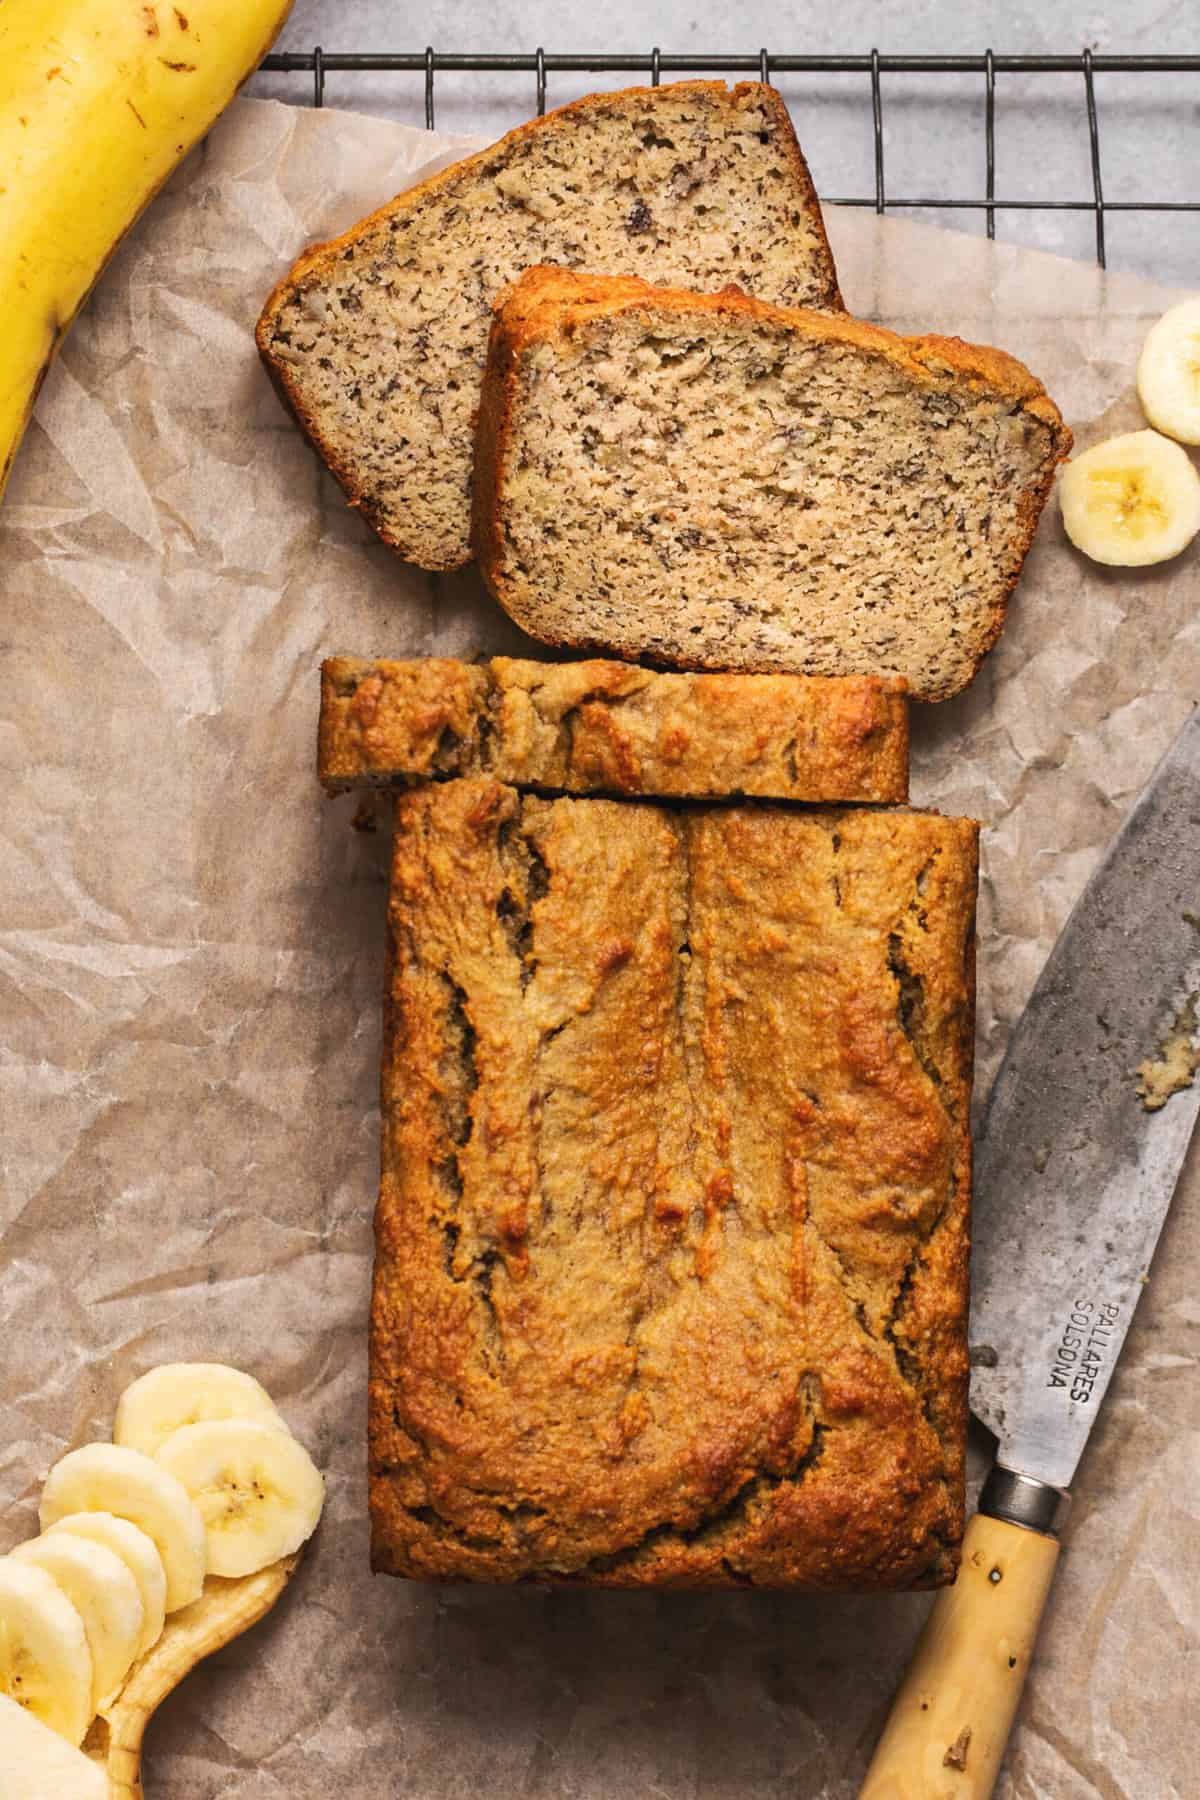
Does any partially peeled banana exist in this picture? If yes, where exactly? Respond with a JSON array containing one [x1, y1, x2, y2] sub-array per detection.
[[0, 1362, 322, 1794], [0, 1558, 299, 1797], [0, 0, 293, 504]]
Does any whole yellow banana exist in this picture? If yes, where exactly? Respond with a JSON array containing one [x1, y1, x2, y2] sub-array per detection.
[[0, 0, 293, 502]]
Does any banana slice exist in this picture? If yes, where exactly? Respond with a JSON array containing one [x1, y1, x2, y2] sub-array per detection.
[[10, 1535, 143, 1713], [1137, 296, 1200, 445], [0, 1558, 94, 1745], [155, 1419, 325, 1579], [0, 1693, 106, 1798], [114, 1361, 288, 1459], [1059, 428, 1200, 566], [44, 1514, 166, 1660], [40, 1444, 207, 1614]]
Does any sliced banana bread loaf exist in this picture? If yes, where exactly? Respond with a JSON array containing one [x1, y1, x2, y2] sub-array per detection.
[[473, 269, 1072, 701], [369, 777, 978, 1588], [256, 82, 841, 571], [319, 655, 909, 802]]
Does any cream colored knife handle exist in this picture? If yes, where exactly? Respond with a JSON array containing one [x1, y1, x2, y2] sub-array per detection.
[[859, 1510, 1060, 1800]]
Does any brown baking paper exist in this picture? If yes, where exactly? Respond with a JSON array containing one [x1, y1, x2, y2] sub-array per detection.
[[2, 96, 1196, 1800]]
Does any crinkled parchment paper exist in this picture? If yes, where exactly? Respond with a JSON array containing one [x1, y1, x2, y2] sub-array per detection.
[[2, 95, 1196, 1800]]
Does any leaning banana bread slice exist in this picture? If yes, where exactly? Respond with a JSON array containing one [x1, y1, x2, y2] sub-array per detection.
[[319, 655, 909, 802], [369, 778, 978, 1588], [473, 269, 1072, 701], [256, 81, 841, 572]]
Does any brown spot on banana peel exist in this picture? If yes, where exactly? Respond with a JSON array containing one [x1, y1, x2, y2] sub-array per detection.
[[159, 58, 198, 70], [126, 96, 147, 126], [143, 4, 160, 33], [943, 1727, 972, 1770]]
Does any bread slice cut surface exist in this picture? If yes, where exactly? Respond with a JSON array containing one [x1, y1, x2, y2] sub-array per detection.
[[473, 269, 1073, 700], [369, 778, 978, 1588], [256, 81, 841, 571], [319, 655, 909, 803]]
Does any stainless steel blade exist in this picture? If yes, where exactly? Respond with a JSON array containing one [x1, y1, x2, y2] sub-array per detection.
[[970, 707, 1200, 1491]]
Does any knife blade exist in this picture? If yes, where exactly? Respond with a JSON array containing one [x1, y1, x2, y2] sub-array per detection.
[[862, 707, 1200, 1800], [970, 704, 1200, 1496]]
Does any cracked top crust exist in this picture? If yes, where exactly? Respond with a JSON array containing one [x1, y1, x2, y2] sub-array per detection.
[[318, 655, 909, 803], [369, 779, 978, 1588]]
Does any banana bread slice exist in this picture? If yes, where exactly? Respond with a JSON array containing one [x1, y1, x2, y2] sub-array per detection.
[[369, 778, 978, 1588], [473, 269, 1073, 701], [319, 655, 909, 802], [256, 82, 841, 572]]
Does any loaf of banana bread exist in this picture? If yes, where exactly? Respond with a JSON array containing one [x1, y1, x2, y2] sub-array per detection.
[[369, 778, 978, 1587], [319, 656, 909, 802]]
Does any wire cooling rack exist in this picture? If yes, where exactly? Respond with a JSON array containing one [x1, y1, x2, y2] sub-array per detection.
[[257, 48, 1200, 271]]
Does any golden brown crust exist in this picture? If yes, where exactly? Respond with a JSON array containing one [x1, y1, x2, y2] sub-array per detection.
[[482, 266, 1057, 409], [471, 269, 1074, 698], [318, 658, 491, 789], [319, 655, 909, 803], [256, 83, 841, 569], [368, 780, 978, 1588], [470, 321, 523, 586]]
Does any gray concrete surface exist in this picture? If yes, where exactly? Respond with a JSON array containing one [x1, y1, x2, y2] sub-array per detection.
[[248, 2, 1199, 288]]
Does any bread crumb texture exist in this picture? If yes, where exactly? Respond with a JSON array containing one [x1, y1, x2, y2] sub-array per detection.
[[1136, 995, 1199, 1111], [256, 82, 841, 571], [318, 655, 909, 803], [473, 270, 1072, 701], [369, 779, 978, 1588]]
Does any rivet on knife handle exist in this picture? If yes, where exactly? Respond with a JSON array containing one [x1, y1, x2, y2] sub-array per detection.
[[858, 1485, 1066, 1800]]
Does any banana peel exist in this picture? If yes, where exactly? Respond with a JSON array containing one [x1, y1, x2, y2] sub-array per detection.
[[82, 1552, 300, 1798], [0, 0, 294, 504]]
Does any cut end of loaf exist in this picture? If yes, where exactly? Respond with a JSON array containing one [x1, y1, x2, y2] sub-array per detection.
[[254, 81, 841, 570], [473, 270, 1073, 701], [317, 653, 911, 803]]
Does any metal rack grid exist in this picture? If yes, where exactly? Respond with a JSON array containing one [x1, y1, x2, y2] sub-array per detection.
[[258, 49, 1200, 271]]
